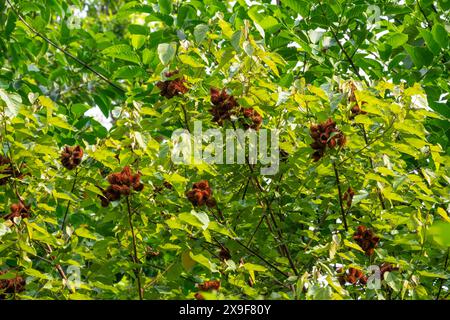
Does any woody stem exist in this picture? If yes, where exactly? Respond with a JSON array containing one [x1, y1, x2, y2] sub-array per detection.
[[126, 195, 143, 300], [333, 161, 348, 231], [61, 168, 79, 232]]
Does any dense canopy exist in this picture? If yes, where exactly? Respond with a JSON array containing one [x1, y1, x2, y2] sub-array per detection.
[[0, 0, 449, 300]]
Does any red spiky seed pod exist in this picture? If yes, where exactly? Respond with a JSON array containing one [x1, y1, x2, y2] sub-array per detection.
[[197, 280, 220, 291], [61, 146, 83, 170], [309, 118, 345, 161], [186, 180, 213, 207], [353, 225, 380, 256], [156, 71, 188, 99], [209, 88, 239, 126], [241, 108, 263, 131], [344, 267, 367, 285], [100, 166, 144, 206], [4, 202, 31, 221], [0, 270, 26, 295]]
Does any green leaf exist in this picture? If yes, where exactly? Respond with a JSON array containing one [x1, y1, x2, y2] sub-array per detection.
[[0, 89, 22, 117], [131, 34, 146, 49], [428, 221, 450, 247], [48, 116, 74, 131], [437, 207, 450, 223], [282, 0, 310, 16], [419, 29, 440, 55], [243, 263, 267, 272], [75, 227, 98, 240], [344, 239, 365, 253], [102, 44, 140, 64], [194, 24, 209, 43], [385, 33, 408, 49], [157, 42, 177, 65], [404, 44, 433, 68], [113, 66, 146, 79], [158, 0, 172, 14], [432, 23, 449, 49], [179, 54, 204, 68]]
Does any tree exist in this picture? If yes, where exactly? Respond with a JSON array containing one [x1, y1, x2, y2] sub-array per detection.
[[0, 0, 449, 300]]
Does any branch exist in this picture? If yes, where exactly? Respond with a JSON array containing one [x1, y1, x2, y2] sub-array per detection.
[[126, 196, 144, 300], [318, 0, 367, 84], [6, 0, 126, 94], [436, 247, 449, 300], [60, 168, 79, 232], [333, 162, 348, 231]]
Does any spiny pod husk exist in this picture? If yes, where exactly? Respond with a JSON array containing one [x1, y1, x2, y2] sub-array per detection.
[[209, 88, 239, 126], [186, 180, 215, 207], [61, 145, 83, 170], [353, 225, 380, 256], [309, 118, 346, 161], [3, 202, 31, 222], [99, 166, 144, 207], [241, 107, 263, 131], [156, 71, 188, 99]]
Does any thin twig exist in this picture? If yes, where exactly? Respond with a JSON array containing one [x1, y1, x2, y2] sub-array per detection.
[[333, 161, 348, 231], [6, 0, 125, 94], [126, 196, 144, 300], [60, 168, 79, 232], [436, 247, 450, 300]]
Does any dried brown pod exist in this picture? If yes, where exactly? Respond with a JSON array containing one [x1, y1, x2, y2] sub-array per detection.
[[209, 88, 239, 126], [61, 145, 83, 170], [309, 118, 346, 161], [0, 270, 26, 296], [186, 180, 213, 207], [353, 225, 380, 256], [156, 71, 188, 99], [344, 267, 367, 285], [197, 280, 220, 291], [379, 262, 399, 280], [343, 187, 356, 208], [3, 202, 31, 221], [218, 247, 231, 261], [349, 102, 368, 120], [240, 108, 263, 131], [99, 166, 144, 207]]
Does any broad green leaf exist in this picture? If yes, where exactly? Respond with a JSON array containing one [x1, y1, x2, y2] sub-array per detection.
[[157, 42, 177, 65], [102, 44, 140, 64]]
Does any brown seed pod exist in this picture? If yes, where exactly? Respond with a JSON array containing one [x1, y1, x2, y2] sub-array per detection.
[[4, 202, 31, 221], [197, 280, 220, 291], [209, 88, 239, 126], [100, 166, 144, 207], [156, 71, 188, 99], [342, 187, 356, 208], [61, 146, 83, 170], [186, 180, 213, 207], [240, 108, 263, 131], [353, 225, 380, 256], [343, 267, 367, 286], [0, 270, 26, 296], [309, 118, 346, 161], [219, 247, 231, 261], [379, 262, 399, 280]]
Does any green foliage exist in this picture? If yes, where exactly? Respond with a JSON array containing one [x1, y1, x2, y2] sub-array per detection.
[[0, 0, 449, 300]]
